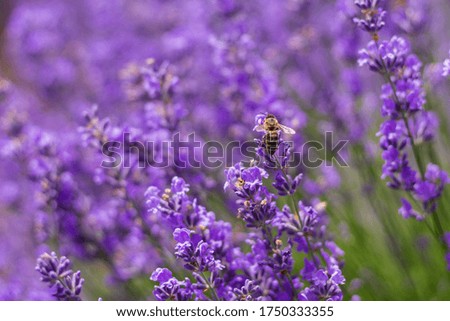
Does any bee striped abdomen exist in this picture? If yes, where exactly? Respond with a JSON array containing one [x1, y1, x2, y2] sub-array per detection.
[[264, 131, 280, 155]]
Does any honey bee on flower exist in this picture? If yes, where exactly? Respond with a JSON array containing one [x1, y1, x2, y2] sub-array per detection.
[[253, 113, 296, 156]]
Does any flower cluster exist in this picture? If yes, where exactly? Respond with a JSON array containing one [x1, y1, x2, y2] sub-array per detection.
[[150, 268, 194, 301], [353, 0, 386, 33], [148, 176, 232, 300], [35, 252, 84, 301], [225, 164, 278, 228]]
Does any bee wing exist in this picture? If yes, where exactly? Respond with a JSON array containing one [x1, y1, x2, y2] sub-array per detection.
[[253, 124, 266, 132], [279, 124, 296, 135]]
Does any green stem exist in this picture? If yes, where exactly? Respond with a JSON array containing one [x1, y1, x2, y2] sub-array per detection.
[[200, 271, 220, 301], [431, 210, 446, 249], [283, 272, 298, 300], [272, 156, 324, 268], [400, 112, 425, 179]]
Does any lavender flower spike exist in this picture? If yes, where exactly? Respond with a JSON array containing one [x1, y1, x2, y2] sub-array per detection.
[[35, 252, 84, 301], [355, 0, 449, 270], [353, 0, 386, 34]]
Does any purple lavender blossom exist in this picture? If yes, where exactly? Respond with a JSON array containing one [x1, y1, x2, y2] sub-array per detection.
[[232, 279, 262, 301], [299, 266, 345, 301], [35, 252, 84, 301], [224, 164, 269, 200], [273, 171, 303, 196], [358, 36, 410, 75], [151, 268, 194, 301], [398, 198, 424, 221], [173, 228, 225, 272], [414, 164, 450, 212], [353, 0, 386, 33]]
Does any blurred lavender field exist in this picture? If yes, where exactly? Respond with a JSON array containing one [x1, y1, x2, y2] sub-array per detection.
[[1, 0, 450, 300]]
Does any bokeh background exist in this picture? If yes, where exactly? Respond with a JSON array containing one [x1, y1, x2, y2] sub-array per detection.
[[0, 0, 450, 300]]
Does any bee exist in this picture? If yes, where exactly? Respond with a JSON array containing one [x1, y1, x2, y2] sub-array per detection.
[[254, 114, 296, 155]]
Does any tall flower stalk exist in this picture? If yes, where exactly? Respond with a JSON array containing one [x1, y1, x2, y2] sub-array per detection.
[[354, 0, 449, 253], [251, 113, 345, 300]]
